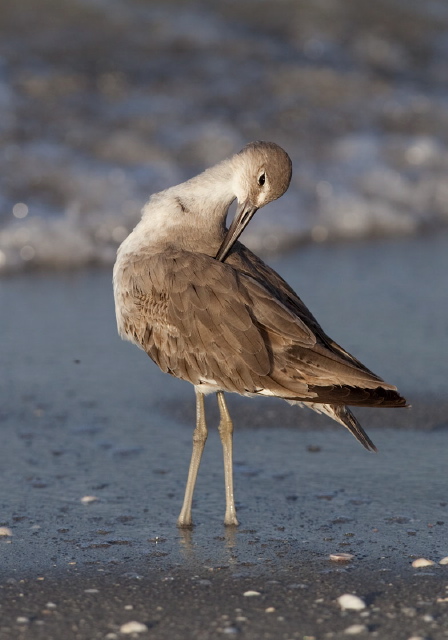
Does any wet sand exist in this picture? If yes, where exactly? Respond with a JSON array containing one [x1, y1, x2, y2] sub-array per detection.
[[1, 234, 448, 639]]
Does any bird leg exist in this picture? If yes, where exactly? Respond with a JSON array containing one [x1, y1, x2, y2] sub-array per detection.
[[216, 391, 239, 526], [177, 388, 208, 528]]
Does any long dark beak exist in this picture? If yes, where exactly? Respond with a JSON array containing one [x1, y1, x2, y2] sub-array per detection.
[[215, 201, 258, 262]]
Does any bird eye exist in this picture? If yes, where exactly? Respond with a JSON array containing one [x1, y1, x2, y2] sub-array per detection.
[[258, 173, 266, 186]]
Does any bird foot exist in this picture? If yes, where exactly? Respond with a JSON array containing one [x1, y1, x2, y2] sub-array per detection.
[[177, 515, 193, 529]]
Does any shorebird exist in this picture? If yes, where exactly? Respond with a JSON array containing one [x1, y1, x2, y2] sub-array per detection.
[[113, 141, 407, 527]]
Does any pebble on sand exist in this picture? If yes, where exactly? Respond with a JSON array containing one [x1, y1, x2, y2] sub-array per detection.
[[243, 590, 261, 597], [0, 526, 13, 536], [439, 556, 448, 565], [80, 495, 99, 504], [411, 558, 436, 568], [223, 626, 239, 635], [330, 553, 354, 562], [337, 594, 366, 611], [119, 621, 148, 634], [344, 624, 368, 635]]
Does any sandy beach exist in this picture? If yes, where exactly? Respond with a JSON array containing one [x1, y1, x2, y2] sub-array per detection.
[[1, 233, 447, 639]]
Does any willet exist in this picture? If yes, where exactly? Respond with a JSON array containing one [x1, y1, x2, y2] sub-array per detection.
[[113, 141, 407, 527]]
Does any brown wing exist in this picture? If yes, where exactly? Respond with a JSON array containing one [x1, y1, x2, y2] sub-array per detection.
[[117, 249, 309, 396], [116, 247, 404, 405], [227, 243, 388, 382]]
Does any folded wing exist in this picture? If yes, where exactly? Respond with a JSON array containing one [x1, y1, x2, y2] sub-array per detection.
[[115, 248, 406, 407]]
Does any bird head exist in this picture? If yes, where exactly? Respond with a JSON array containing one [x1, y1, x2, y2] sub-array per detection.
[[216, 141, 292, 262]]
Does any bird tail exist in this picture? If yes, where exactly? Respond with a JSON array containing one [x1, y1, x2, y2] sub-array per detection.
[[310, 403, 377, 452]]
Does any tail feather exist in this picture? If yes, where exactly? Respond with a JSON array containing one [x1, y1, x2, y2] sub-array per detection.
[[307, 403, 377, 452], [332, 405, 377, 452], [304, 385, 408, 408]]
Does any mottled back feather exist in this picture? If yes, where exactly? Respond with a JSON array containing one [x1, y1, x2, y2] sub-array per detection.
[[115, 247, 406, 409]]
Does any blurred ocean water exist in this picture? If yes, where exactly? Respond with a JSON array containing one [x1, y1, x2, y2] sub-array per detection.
[[1, 0, 448, 273]]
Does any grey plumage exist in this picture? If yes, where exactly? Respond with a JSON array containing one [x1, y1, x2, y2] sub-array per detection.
[[113, 140, 407, 526]]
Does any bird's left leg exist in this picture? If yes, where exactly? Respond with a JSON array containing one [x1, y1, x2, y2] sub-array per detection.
[[177, 388, 208, 528], [216, 391, 239, 526]]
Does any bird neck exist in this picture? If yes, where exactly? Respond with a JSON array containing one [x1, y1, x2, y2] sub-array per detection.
[[178, 158, 237, 219], [121, 158, 238, 258]]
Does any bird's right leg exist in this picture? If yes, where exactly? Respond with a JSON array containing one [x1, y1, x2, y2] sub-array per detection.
[[216, 391, 239, 527], [177, 388, 208, 528]]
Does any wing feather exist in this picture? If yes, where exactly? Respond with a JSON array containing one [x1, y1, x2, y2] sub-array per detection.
[[114, 247, 405, 405]]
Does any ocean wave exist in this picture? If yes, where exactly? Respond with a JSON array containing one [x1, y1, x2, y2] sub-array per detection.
[[1, 0, 448, 273]]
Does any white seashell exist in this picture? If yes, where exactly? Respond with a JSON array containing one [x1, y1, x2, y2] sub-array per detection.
[[119, 621, 148, 634], [411, 558, 435, 568], [330, 552, 354, 562], [337, 594, 366, 611]]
